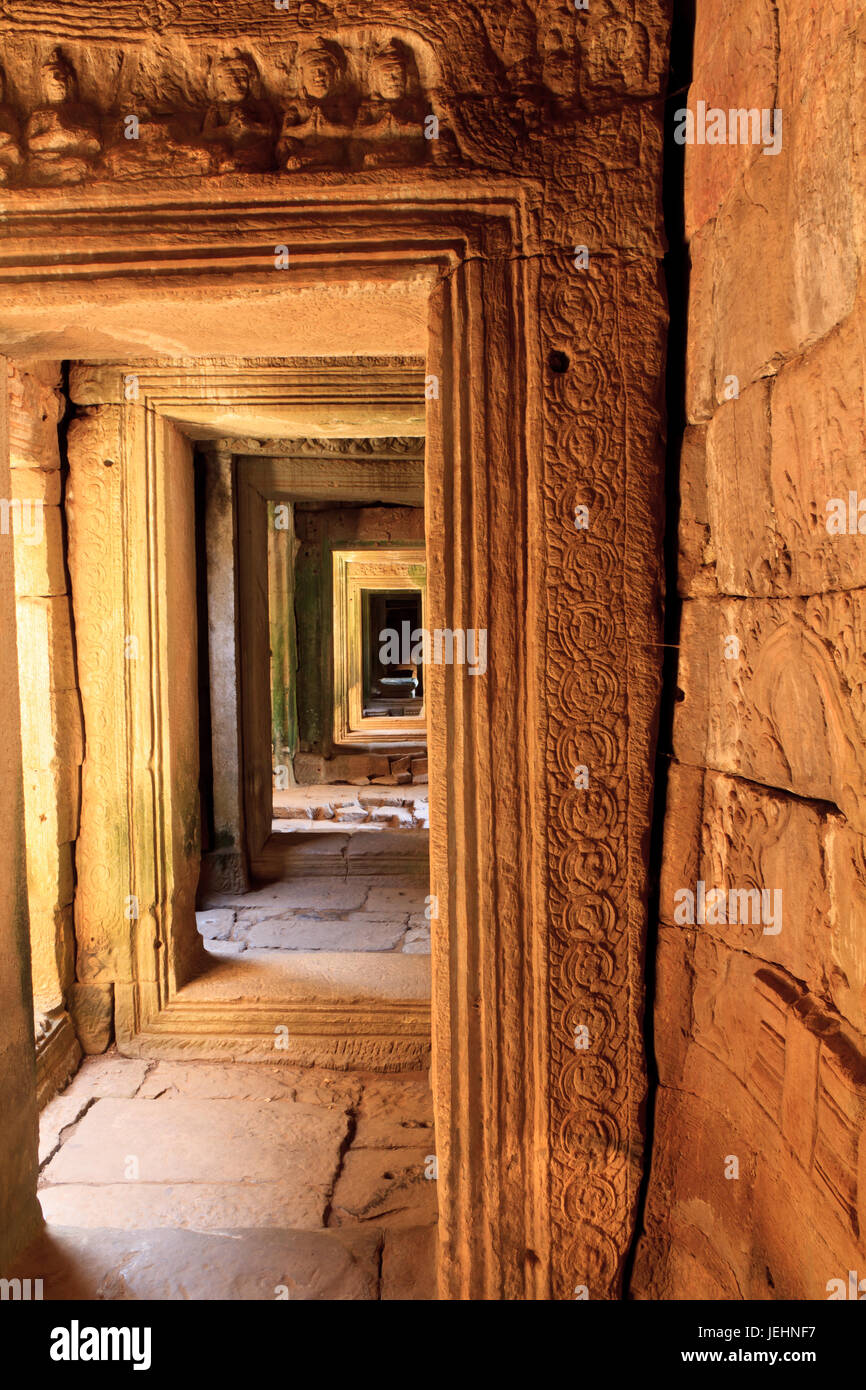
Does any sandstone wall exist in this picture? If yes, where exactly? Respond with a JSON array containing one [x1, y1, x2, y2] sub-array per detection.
[[9, 361, 83, 1091], [0, 356, 42, 1266], [633, 1, 866, 1298]]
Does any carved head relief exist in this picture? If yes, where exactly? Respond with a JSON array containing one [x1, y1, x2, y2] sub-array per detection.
[[213, 50, 257, 103], [540, 26, 578, 100], [298, 39, 342, 100], [369, 40, 408, 102], [42, 48, 76, 105]]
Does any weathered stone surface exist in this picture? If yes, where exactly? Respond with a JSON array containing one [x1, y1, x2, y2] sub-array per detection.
[[23, 1055, 436, 1297], [353, 1074, 433, 1148], [329, 1147, 437, 1228], [135, 1061, 360, 1109], [683, 0, 778, 237], [634, 931, 866, 1300], [42, 1095, 349, 1229], [673, 593, 866, 831], [685, 221, 716, 424], [768, 307, 866, 595], [236, 917, 407, 953], [381, 1226, 438, 1300], [705, 380, 775, 595], [9, 1225, 381, 1301], [641, 0, 866, 1303], [7, 360, 63, 468], [69, 983, 114, 1054]]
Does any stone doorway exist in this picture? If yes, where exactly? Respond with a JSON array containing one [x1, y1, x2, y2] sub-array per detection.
[[0, 49, 667, 1294], [192, 424, 433, 1020]]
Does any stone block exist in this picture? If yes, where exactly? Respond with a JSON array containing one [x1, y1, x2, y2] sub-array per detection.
[[673, 592, 866, 832], [18, 687, 83, 773], [684, 221, 716, 424], [195, 908, 235, 941], [677, 426, 715, 596], [705, 380, 775, 595], [684, 0, 778, 236], [381, 1226, 438, 1300], [768, 307, 866, 595], [12, 504, 67, 598], [69, 983, 114, 1055], [15, 595, 78, 693], [712, 154, 792, 394], [11, 467, 61, 506], [7, 361, 63, 470]]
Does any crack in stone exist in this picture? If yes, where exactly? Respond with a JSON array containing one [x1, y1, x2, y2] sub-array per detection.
[[322, 1103, 358, 1229]]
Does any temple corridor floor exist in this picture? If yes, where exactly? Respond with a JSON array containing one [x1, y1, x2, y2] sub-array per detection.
[[9, 1051, 437, 1300], [198, 874, 431, 954]]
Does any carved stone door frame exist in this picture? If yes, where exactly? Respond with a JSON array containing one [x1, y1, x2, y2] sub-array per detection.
[[5, 172, 664, 1301]]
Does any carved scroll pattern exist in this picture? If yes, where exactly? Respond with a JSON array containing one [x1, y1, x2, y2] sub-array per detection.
[[540, 251, 639, 1300]]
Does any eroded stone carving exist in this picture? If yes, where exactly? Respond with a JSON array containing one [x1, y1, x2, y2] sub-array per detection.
[[356, 39, 426, 168], [0, 31, 456, 184], [24, 49, 101, 186], [277, 38, 352, 170], [0, 61, 21, 182], [201, 49, 276, 173]]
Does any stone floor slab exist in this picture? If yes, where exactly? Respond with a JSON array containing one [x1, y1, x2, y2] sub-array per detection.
[[9, 1225, 381, 1300], [329, 1147, 437, 1228], [41, 1096, 348, 1192]]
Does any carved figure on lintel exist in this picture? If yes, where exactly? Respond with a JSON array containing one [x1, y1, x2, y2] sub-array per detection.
[[24, 49, 101, 185], [356, 39, 426, 168], [201, 50, 276, 174], [0, 63, 22, 184], [277, 39, 352, 170]]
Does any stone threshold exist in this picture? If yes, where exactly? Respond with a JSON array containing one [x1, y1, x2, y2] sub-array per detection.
[[120, 950, 431, 1072]]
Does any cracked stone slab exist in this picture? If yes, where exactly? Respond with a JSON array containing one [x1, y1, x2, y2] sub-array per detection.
[[328, 1147, 438, 1228], [364, 880, 429, 915], [135, 1061, 361, 1108], [353, 1074, 434, 1148], [8, 1225, 381, 1300], [42, 1095, 348, 1206], [39, 1180, 338, 1232], [382, 1226, 438, 1300], [235, 917, 408, 952], [196, 908, 235, 940], [202, 879, 369, 914]]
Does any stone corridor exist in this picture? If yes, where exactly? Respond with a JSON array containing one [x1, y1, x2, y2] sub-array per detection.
[[198, 873, 431, 955], [10, 1051, 437, 1300]]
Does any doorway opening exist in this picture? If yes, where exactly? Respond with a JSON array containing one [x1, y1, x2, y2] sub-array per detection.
[[194, 436, 433, 967]]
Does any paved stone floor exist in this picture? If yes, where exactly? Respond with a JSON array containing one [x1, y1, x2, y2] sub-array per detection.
[[273, 784, 429, 832], [10, 1050, 437, 1299], [198, 874, 432, 954]]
